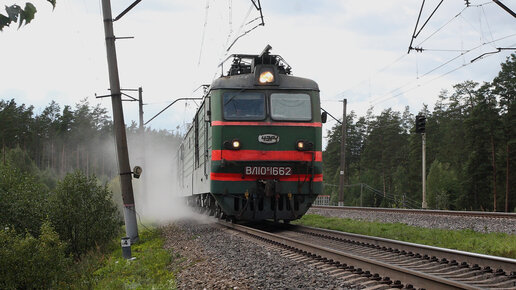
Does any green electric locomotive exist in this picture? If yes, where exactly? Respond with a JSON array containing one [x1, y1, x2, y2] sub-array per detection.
[[178, 45, 325, 222]]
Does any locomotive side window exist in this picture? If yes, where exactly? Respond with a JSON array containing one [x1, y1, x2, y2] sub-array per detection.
[[270, 93, 312, 121], [223, 92, 266, 120]]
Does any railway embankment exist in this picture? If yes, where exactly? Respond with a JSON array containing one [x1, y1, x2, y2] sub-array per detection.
[[295, 213, 516, 259], [308, 207, 516, 235]]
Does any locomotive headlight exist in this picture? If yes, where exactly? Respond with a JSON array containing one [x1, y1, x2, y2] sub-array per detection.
[[259, 70, 274, 84], [224, 139, 241, 150], [232, 140, 241, 149], [296, 140, 313, 151]]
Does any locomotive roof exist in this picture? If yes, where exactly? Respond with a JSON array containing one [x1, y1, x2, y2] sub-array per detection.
[[211, 45, 319, 92], [210, 73, 319, 91]]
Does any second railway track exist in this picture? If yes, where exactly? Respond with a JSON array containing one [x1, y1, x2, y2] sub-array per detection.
[[311, 206, 516, 220], [217, 219, 516, 289]]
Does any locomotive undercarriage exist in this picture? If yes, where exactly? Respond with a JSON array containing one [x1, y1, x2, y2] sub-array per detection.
[[188, 178, 318, 222]]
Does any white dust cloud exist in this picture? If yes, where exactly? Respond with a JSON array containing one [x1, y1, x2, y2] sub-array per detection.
[[128, 131, 199, 224]]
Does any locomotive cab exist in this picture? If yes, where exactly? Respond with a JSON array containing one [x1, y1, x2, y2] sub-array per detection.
[[181, 46, 323, 222]]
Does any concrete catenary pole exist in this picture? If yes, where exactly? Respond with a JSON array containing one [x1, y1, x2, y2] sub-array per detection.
[[338, 99, 347, 206], [422, 132, 427, 209], [138, 87, 146, 201], [101, 0, 139, 242], [138, 87, 144, 132]]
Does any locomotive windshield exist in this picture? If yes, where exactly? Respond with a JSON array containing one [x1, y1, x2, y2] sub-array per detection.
[[223, 92, 266, 120], [270, 93, 312, 121]]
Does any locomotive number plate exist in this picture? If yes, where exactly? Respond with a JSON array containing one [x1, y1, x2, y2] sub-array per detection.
[[245, 166, 292, 176]]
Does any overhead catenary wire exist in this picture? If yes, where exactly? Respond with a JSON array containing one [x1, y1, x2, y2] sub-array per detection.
[[367, 29, 516, 105], [371, 38, 516, 106], [223, 0, 234, 52], [410, 1, 495, 52], [211, 2, 255, 81], [334, 3, 485, 103], [415, 7, 467, 49], [197, 0, 211, 66], [332, 53, 409, 100], [194, 0, 267, 102], [481, 5, 497, 47]]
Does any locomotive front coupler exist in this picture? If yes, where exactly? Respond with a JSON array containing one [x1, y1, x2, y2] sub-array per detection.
[[256, 179, 279, 197]]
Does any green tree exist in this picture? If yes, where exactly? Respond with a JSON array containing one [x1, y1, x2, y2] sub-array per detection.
[[463, 83, 501, 211], [322, 111, 366, 204], [491, 53, 516, 212], [47, 171, 120, 257], [0, 1, 55, 31], [0, 221, 71, 289], [0, 99, 34, 149], [361, 108, 409, 204], [0, 161, 48, 237], [427, 160, 459, 210]]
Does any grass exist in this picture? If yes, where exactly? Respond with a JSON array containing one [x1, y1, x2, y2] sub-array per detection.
[[91, 226, 178, 289], [293, 214, 516, 259]]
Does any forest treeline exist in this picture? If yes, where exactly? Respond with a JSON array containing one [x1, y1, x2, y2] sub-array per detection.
[[0, 98, 182, 182], [324, 54, 515, 212]]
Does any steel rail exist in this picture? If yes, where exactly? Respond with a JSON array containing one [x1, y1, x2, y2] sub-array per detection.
[[217, 220, 483, 290], [311, 205, 516, 219], [295, 225, 516, 273]]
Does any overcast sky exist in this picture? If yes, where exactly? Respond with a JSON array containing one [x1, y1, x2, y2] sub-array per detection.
[[1, 0, 515, 143]]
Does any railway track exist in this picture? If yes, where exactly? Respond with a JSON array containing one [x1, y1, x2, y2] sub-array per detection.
[[311, 206, 516, 219], [217, 219, 516, 289]]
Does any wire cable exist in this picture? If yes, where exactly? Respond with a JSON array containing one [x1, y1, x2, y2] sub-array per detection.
[[210, 2, 254, 82], [332, 54, 408, 100], [372, 45, 516, 106], [370, 33, 516, 105], [415, 7, 466, 48], [481, 5, 499, 52], [197, 0, 211, 66]]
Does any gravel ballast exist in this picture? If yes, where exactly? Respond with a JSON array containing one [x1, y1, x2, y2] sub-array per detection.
[[307, 208, 516, 235], [162, 216, 357, 289]]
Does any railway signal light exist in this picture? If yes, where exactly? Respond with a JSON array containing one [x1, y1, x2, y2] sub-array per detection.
[[415, 115, 426, 134]]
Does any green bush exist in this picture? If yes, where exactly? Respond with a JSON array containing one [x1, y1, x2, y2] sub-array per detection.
[[0, 221, 72, 289], [0, 163, 48, 237], [48, 171, 121, 258]]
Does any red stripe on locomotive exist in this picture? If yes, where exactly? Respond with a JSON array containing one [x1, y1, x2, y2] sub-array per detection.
[[210, 172, 323, 182], [212, 150, 322, 162], [211, 121, 322, 127]]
